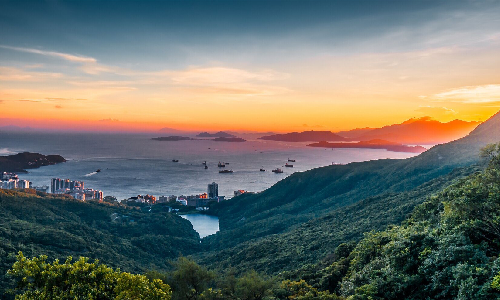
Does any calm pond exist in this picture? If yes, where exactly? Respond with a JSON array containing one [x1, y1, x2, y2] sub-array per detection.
[[181, 214, 219, 238]]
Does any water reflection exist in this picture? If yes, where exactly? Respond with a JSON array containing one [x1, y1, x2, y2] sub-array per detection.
[[181, 214, 219, 238]]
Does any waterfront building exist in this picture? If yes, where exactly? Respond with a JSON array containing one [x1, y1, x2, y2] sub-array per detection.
[[84, 188, 103, 201], [158, 195, 177, 203], [0, 179, 17, 189], [18, 180, 30, 189], [70, 190, 86, 201], [51, 178, 84, 194], [208, 182, 218, 198]]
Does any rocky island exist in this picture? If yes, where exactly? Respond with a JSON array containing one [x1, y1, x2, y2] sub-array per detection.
[[0, 152, 66, 173]]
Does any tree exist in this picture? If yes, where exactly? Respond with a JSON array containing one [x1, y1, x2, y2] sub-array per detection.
[[103, 195, 118, 203], [168, 257, 215, 300], [8, 252, 171, 299], [234, 270, 272, 300]]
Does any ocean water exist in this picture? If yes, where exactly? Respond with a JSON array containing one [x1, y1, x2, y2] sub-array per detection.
[[0, 132, 419, 200], [181, 214, 220, 238]]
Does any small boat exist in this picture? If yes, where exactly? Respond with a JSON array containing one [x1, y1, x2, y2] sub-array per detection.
[[172, 159, 179, 162], [219, 169, 233, 174], [272, 168, 283, 173], [288, 158, 296, 162], [218, 162, 226, 167], [285, 163, 293, 167], [202, 161, 207, 165], [95, 169, 101, 173], [205, 165, 208, 169], [260, 168, 266, 172]]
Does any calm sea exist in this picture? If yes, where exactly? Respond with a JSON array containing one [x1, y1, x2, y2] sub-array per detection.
[[0, 132, 419, 200]]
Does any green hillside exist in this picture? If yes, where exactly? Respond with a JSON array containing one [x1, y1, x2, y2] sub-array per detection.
[[198, 165, 479, 274], [0, 189, 200, 295], [330, 142, 500, 299]]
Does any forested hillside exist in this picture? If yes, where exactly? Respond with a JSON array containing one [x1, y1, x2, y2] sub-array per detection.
[[327, 142, 500, 299], [199, 165, 479, 274], [205, 112, 500, 253], [0, 189, 200, 296]]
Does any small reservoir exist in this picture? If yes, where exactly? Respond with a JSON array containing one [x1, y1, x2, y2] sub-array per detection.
[[181, 214, 219, 238]]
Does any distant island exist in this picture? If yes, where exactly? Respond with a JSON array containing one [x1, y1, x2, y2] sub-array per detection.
[[0, 152, 66, 173], [213, 137, 246, 142], [197, 131, 236, 138], [152, 135, 245, 142], [152, 136, 195, 141], [259, 130, 347, 142], [307, 139, 427, 153]]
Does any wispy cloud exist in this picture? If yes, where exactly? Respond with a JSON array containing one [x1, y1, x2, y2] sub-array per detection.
[[163, 67, 289, 85], [0, 66, 62, 81], [157, 67, 291, 97], [0, 45, 129, 75], [0, 45, 96, 63], [416, 106, 457, 115], [430, 84, 500, 103]]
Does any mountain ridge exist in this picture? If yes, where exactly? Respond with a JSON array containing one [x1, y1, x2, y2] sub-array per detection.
[[203, 110, 500, 262], [336, 117, 479, 144]]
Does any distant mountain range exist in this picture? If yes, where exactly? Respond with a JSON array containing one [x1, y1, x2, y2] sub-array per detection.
[[257, 117, 479, 145], [336, 117, 479, 144], [259, 130, 347, 142]]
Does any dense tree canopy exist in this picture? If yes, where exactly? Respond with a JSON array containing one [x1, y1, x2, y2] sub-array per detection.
[[8, 252, 171, 299]]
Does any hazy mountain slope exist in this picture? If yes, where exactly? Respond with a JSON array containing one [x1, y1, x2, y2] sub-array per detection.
[[259, 131, 347, 142], [198, 165, 478, 274], [206, 111, 500, 251], [0, 190, 200, 295], [336, 117, 479, 144]]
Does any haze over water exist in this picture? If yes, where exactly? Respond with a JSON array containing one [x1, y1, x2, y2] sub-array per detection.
[[0, 132, 418, 200]]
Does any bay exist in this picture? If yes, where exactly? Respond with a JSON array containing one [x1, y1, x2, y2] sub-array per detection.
[[0, 132, 419, 200]]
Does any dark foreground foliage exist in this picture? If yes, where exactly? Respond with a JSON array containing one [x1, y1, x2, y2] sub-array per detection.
[[0, 189, 200, 296], [8, 252, 171, 299]]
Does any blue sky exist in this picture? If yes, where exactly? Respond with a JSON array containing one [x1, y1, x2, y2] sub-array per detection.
[[1, 0, 500, 131]]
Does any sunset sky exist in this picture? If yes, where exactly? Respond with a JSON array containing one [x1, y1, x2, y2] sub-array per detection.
[[1, 0, 500, 132]]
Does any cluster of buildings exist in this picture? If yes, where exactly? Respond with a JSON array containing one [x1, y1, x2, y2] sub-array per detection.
[[1, 172, 28, 189], [129, 182, 226, 208], [51, 178, 103, 201], [2, 172, 249, 209], [0, 172, 103, 202], [0, 172, 49, 192]]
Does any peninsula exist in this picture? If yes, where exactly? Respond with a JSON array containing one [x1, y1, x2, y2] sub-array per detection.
[[152, 136, 195, 141], [0, 152, 66, 173]]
